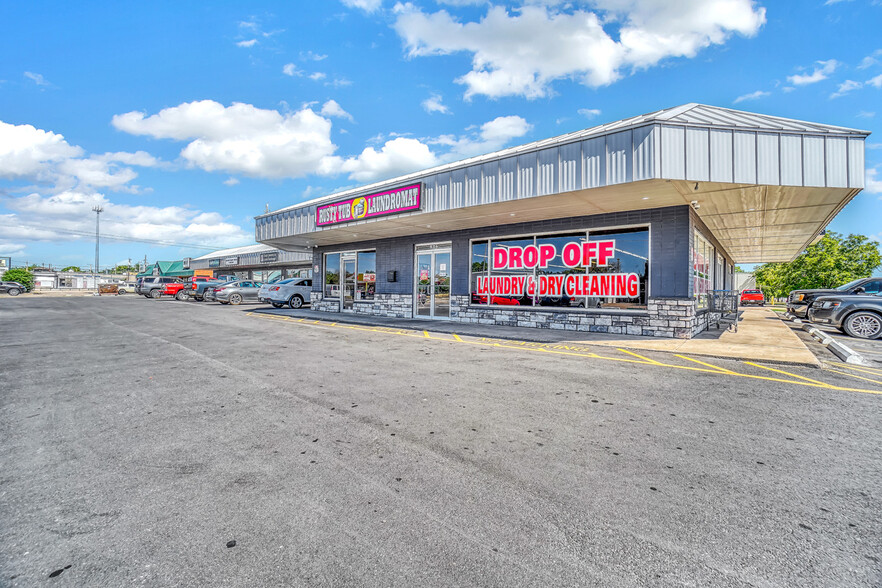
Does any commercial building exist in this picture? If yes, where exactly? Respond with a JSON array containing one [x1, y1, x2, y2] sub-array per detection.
[[188, 244, 312, 282], [255, 104, 868, 338]]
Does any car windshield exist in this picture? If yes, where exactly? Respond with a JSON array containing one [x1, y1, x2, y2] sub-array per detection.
[[835, 278, 865, 291]]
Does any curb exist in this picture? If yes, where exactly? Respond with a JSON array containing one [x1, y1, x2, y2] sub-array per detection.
[[801, 323, 869, 365]]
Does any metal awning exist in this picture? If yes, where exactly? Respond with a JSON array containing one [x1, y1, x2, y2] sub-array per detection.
[[255, 104, 869, 263]]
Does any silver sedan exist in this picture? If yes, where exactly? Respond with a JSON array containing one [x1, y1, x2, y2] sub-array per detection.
[[207, 281, 263, 305]]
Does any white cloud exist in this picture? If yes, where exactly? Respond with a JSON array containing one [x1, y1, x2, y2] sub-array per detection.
[[0, 240, 27, 257], [223, 177, 240, 186], [112, 100, 341, 179], [1, 190, 251, 249], [830, 79, 862, 98], [300, 51, 328, 61], [578, 108, 601, 118], [309, 72, 328, 81], [431, 114, 532, 159], [393, 1, 765, 99], [422, 93, 451, 114], [321, 99, 354, 121], [787, 59, 839, 86], [237, 39, 258, 48], [24, 71, 50, 86], [858, 49, 882, 69], [857, 111, 876, 118], [733, 90, 770, 103], [282, 63, 300, 76], [336, 137, 439, 182], [867, 73, 882, 88], [342, 0, 383, 12], [0, 121, 83, 180], [867, 167, 882, 195]]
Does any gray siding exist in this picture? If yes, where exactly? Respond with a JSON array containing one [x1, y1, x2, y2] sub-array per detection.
[[313, 206, 694, 299]]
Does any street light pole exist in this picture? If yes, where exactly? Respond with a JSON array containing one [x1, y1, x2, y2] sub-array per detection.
[[92, 206, 103, 292]]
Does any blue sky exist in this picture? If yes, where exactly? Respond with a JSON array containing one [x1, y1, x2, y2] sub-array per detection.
[[1, 0, 880, 269]]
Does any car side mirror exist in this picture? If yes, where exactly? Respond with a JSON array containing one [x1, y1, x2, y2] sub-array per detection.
[[854, 286, 865, 294]]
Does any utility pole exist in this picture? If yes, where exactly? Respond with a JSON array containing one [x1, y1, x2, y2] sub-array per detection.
[[92, 206, 103, 292]]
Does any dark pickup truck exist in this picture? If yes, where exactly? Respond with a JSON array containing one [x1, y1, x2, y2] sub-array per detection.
[[787, 277, 882, 318], [185, 277, 224, 301]]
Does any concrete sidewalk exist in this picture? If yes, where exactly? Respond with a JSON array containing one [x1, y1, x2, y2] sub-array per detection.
[[252, 306, 819, 367]]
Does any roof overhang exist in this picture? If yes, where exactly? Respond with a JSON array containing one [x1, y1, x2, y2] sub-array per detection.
[[260, 179, 859, 263]]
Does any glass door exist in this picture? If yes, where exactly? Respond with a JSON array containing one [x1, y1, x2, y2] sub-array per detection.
[[414, 246, 451, 319], [342, 257, 356, 310]]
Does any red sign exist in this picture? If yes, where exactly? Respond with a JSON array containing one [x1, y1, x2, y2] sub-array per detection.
[[316, 183, 421, 227]]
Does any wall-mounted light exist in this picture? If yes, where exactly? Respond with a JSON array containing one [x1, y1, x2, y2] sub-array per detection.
[[690, 200, 700, 210], [693, 182, 699, 191]]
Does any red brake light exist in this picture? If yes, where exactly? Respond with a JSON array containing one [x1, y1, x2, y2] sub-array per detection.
[[270, 286, 280, 291]]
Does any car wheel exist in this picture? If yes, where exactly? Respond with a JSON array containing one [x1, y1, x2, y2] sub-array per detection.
[[150, 289, 162, 299], [219, 301, 229, 305], [118, 288, 127, 294], [271, 302, 285, 308], [843, 311, 882, 339], [288, 294, 304, 309], [175, 291, 188, 301], [8, 288, 21, 296], [229, 293, 242, 305]]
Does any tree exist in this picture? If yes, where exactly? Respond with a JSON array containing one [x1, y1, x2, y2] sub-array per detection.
[[61, 266, 82, 272], [754, 232, 881, 298], [3, 268, 35, 290]]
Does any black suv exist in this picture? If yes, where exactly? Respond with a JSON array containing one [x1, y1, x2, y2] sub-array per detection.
[[809, 294, 882, 339], [787, 277, 882, 319], [0, 281, 26, 296]]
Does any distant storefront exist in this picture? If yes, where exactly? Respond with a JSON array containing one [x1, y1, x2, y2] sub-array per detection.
[[255, 104, 869, 339], [190, 244, 311, 282]]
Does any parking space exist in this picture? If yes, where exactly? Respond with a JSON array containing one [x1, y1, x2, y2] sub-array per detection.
[[2, 297, 880, 586]]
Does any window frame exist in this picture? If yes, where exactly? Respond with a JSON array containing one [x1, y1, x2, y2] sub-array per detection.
[[322, 248, 378, 302], [468, 223, 651, 312]]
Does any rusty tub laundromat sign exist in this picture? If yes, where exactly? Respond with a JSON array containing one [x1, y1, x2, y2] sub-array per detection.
[[315, 183, 421, 227]]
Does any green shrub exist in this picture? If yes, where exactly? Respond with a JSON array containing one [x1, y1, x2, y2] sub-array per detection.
[[2, 268, 35, 290]]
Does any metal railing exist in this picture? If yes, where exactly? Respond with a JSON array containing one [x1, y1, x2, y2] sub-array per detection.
[[709, 290, 740, 332]]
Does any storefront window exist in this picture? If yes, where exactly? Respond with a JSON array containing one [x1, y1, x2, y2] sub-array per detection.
[[356, 251, 376, 301], [324, 253, 340, 298], [693, 231, 714, 310], [470, 227, 649, 310]]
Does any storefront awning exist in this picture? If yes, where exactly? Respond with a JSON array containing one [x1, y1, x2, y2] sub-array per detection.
[[255, 104, 869, 264]]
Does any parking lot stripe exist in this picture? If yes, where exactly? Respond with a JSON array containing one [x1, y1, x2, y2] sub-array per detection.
[[617, 348, 663, 365], [247, 313, 882, 395], [824, 367, 882, 387], [674, 354, 738, 374], [828, 363, 882, 377], [743, 362, 831, 386], [452, 333, 464, 342]]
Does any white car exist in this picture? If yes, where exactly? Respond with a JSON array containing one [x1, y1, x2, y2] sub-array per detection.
[[258, 277, 313, 309]]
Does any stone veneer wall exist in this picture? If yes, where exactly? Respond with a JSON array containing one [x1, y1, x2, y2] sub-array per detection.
[[310, 292, 703, 338], [310, 292, 413, 318]]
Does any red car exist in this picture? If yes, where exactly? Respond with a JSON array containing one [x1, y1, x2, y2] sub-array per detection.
[[740, 289, 765, 306], [161, 281, 187, 300]]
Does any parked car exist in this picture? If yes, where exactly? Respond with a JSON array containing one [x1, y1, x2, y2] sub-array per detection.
[[787, 277, 882, 318], [179, 276, 223, 301], [740, 289, 765, 306], [137, 276, 178, 298], [808, 293, 882, 339], [207, 280, 263, 305], [0, 281, 27, 296], [161, 280, 187, 300], [258, 277, 312, 308], [117, 282, 138, 294]]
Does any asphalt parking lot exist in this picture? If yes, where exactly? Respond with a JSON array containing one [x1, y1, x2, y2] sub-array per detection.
[[1, 296, 880, 587]]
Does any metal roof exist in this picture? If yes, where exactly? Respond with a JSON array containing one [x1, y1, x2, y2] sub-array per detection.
[[255, 103, 869, 264]]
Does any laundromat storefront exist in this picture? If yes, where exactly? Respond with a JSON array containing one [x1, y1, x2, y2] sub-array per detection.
[[256, 104, 869, 338]]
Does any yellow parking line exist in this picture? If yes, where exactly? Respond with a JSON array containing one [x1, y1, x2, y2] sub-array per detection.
[[674, 354, 738, 374], [825, 367, 882, 387], [246, 313, 882, 395], [451, 333, 464, 342], [617, 348, 663, 365], [831, 363, 882, 377], [743, 362, 831, 386]]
